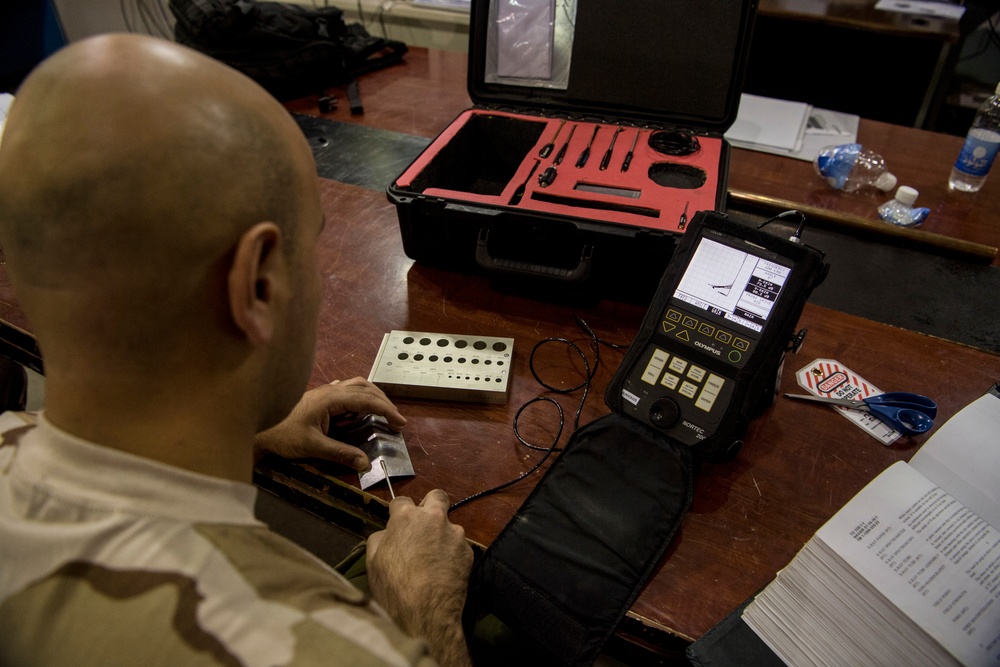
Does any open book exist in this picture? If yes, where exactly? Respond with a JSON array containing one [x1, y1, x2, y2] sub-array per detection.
[[743, 385, 1000, 666]]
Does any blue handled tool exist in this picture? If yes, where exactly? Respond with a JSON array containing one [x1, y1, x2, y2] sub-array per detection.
[[784, 391, 937, 436]]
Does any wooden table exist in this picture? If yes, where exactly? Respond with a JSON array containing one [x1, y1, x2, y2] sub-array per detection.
[[728, 119, 1000, 266], [748, 0, 961, 128], [249, 177, 1000, 656], [269, 47, 1000, 658]]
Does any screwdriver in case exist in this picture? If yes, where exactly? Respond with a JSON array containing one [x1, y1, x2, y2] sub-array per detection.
[[600, 127, 624, 170], [553, 124, 577, 165], [538, 119, 566, 158], [576, 125, 600, 168], [622, 129, 641, 172]]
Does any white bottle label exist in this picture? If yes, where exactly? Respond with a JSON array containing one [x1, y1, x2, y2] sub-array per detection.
[[954, 128, 1000, 177]]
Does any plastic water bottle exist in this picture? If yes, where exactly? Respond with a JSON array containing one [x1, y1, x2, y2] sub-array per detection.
[[948, 82, 1000, 193], [878, 186, 930, 227], [814, 144, 898, 193]]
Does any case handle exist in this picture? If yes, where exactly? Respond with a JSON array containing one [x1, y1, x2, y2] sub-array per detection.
[[475, 228, 593, 284]]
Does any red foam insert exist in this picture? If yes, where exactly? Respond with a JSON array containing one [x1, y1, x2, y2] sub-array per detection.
[[395, 110, 725, 233]]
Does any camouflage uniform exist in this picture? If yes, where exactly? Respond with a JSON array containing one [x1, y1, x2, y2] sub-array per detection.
[[0, 412, 435, 667]]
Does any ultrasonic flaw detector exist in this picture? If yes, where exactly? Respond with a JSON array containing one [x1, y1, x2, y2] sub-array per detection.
[[608, 210, 828, 460]]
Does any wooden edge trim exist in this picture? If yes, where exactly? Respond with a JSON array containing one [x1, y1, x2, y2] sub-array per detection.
[[727, 189, 998, 265]]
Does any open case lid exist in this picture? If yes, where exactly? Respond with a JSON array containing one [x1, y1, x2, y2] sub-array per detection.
[[467, 0, 759, 133]]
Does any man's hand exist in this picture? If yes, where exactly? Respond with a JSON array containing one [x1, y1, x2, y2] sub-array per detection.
[[253, 377, 406, 470], [367, 490, 474, 667]]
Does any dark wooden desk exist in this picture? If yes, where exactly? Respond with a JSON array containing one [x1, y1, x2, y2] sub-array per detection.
[[728, 119, 1000, 266], [747, 0, 961, 128], [274, 48, 1000, 656], [757, 0, 960, 39], [249, 178, 1000, 655]]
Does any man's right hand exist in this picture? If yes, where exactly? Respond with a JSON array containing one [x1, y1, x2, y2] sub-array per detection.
[[367, 489, 473, 667]]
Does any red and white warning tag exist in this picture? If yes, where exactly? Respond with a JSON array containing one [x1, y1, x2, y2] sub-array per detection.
[[795, 358, 900, 445]]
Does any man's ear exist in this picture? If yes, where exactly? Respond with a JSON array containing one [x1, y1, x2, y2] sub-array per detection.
[[228, 222, 286, 345]]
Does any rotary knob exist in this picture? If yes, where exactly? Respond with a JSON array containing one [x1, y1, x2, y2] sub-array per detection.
[[648, 397, 680, 429]]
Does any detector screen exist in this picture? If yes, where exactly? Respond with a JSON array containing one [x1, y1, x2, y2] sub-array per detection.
[[672, 237, 791, 333]]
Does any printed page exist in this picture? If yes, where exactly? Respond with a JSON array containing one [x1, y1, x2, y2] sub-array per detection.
[[909, 391, 1000, 525], [725, 94, 811, 152], [817, 462, 1000, 666]]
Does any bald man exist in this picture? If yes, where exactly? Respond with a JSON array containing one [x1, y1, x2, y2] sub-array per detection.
[[0, 34, 472, 667]]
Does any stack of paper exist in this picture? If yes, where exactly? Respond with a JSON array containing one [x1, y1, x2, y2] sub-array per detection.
[[742, 388, 1000, 666], [724, 93, 859, 162]]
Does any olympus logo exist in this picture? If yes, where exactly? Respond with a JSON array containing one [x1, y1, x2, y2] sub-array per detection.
[[694, 340, 721, 356], [681, 420, 705, 435]]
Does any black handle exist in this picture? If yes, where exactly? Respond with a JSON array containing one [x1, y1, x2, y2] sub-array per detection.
[[475, 228, 592, 284]]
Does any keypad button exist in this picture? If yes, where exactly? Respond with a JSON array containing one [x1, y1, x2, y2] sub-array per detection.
[[642, 348, 670, 385], [679, 381, 698, 399], [660, 373, 680, 390], [687, 365, 706, 382], [695, 390, 718, 412], [704, 374, 726, 395]]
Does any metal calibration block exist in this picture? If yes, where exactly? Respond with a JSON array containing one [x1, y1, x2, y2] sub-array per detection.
[[368, 331, 514, 403]]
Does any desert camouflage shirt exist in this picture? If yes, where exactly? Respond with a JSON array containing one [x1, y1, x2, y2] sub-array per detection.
[[0, 411, 435, 667]]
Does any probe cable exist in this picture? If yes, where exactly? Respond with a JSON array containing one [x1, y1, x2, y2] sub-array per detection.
[[449, 318, 626, 513], [648, 130, 701, 157], [756, 209, 807, 242]]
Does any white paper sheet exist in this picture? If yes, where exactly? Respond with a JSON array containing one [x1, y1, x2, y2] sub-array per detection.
[[725, 94, 811, 152]]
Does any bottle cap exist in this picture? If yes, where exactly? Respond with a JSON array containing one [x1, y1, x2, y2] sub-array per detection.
[[895, 185, 919, 206], [875, 171, 898, 192]]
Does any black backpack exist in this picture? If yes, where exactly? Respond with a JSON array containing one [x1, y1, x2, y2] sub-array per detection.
[[169, 0, 408, 100]]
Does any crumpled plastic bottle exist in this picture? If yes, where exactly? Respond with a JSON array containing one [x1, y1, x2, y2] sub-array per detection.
[[814, 143, 898, 193], [878, 186, 930, 227]]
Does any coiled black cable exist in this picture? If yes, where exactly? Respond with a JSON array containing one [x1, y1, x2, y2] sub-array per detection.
[[648, 130, 701, 157], [448, 318, 626, 513]]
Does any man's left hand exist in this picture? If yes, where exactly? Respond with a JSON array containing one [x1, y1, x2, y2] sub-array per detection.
[[253, 377, 406, 471]]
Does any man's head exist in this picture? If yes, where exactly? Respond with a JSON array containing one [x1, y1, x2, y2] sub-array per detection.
[[0, 34, 323, 440]]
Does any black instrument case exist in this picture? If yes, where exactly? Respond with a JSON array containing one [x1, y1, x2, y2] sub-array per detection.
[[387, 0, 760, 300]]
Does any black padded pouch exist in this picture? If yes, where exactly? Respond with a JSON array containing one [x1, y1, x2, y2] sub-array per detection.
[[463, 413, 693, 666]]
